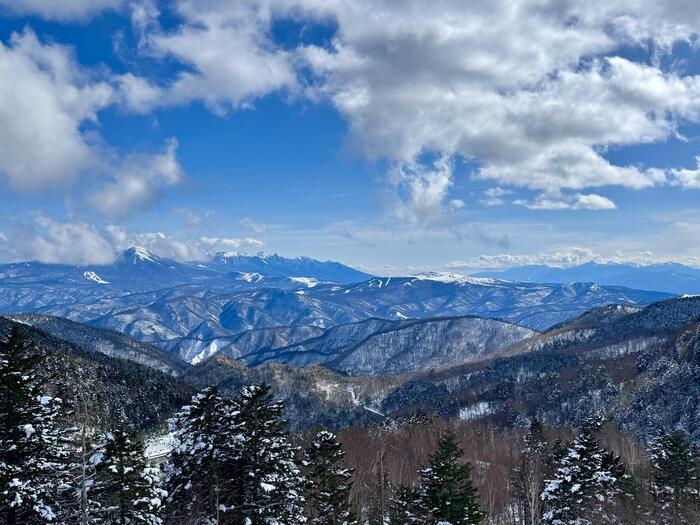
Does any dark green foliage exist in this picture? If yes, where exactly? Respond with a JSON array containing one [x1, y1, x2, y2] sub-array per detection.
[[231, 384, 306, 525], [165, 384, 305, 524], [418, 428, 484, 525], [650, 430, 699, 523], [0, 318, 194, 432], [304, 430, 356, 525], [540, 418, 628, 525], [92, 426, 165, 524], [0, 327, 69, 523], [165, 387, 239, 522], [389, 485, 422, 525]]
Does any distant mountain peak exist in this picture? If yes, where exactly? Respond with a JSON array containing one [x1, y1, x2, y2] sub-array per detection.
[[117, 246, 161, 265]]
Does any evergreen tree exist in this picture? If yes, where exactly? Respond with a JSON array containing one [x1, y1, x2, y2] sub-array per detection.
[[540, 418, 627, 525], [92, 426, 165, 524], [305, 430, 356, 525], [649, 430, 699, 524], [0, 328, 69, 524], [418, 428, 483, 525], [389, 485, 422, 525], [165, 387, 241, 523], [231, 384, 306, 525]]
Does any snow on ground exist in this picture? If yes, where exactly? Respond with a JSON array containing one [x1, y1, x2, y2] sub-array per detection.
[[145, 432, 177, 460], [83, 271, 110, 284], [290, 276, 320, 287], [413, 271, 500, 285], [236, 272, 263, 283], [459, 401, 493, 420], [190, 340, 220, 365]]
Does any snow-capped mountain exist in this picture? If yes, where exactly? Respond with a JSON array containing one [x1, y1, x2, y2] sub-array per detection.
[[474, 261, 700, 295], [208, 251, 372, 283], [0, 247, 672, 366]]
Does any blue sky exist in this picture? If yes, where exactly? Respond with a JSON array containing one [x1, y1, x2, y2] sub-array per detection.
[[2, 1, 700, 274]]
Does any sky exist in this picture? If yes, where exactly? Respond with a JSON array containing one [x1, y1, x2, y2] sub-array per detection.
[[2, 0, 700, 274]]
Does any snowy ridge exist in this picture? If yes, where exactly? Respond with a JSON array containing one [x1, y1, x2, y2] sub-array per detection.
[[413, 271, 501, 285]]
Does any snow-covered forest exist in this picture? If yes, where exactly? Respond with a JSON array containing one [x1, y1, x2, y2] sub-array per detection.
[[2, 328, 700, 525]]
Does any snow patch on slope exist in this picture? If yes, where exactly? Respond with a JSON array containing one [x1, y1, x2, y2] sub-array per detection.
[[414, 271, 500, 285], [83, 271, 109, 285]]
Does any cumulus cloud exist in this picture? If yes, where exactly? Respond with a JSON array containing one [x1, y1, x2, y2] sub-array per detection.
[[88, 138, 183, 217], [389, 156, 455, 223], [105, 227, 265, 261], [444, 246, 691, 272], [0, 29, 113, 191], [514, 192, 617, 210], [199, 236, 264, 251], [0, 0, 123, 20], [665, 157, 700, 189], [0, 214, 266, 265], [126, 0, 700, 218], [131, 0, 297, 113], [480, 187, 513, 207], [21, 215, 116, 265]]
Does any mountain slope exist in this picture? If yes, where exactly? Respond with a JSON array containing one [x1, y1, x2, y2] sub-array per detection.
[[378, 295, 700, 442], [4, 313, 187, 376], [475, 262, 700, 295], [208, 252, 372, 283], [0, 253, 672, 365], [250, 316, 536, 375], [0, 317, 194, 430]]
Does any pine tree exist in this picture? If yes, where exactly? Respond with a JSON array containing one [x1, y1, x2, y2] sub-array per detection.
[[418, 428, 483, 525], [305, 430, 356, 525], [0, 327, 69, 524], [389, 485, 422, 525], [649, 430, 699, 524], [165, 387, 241, 523], [231, 384, 306, 525], [91, 426, 165, 524], [540, 418, 627, 525]]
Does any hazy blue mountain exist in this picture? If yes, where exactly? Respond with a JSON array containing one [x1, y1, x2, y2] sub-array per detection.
[[0, 254, 672, 365], [474, 262, 700, 295], [207, 251, 372, 283]]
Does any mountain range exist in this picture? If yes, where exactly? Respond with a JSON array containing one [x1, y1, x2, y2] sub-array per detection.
[[474, 261, 700, 295], [6, 293, 700, 441], [0, 248, 671, 365]]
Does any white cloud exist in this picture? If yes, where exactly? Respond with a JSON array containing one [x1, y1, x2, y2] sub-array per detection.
[[0, 29, 113, 191], [666, 157, 700, 189], [137, 0, 297, 113], [239, 218, 270, 233], [24, 215, 116, 265], [514, 192, 617, 210], [0, 0, 123, 20], [480, 187, 512, 207], [444, 246, 694, 272], [105, 227, 265, 261], [123, 0, 700, 219], [389, 156, 455, 223], [88, 138, 183, 217], [199, 236, 264, 251]]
